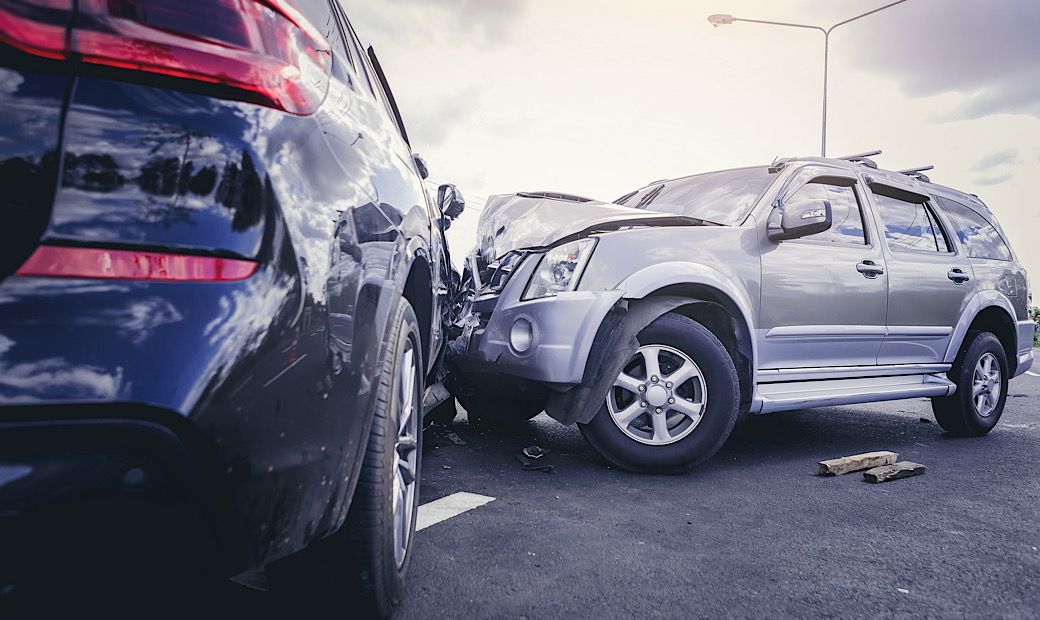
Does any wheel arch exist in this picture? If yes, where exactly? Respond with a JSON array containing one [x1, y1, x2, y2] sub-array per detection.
[[641, 284, 755, 411], [616, 261, 757, 409], [401, 252, 434, 375], [947, 290, 1018, 374]]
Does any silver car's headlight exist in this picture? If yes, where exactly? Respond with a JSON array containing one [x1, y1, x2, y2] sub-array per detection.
[[522, 238, 596, 301]]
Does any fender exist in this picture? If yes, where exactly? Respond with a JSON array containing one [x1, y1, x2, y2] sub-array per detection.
[[545, 292, 754, 426], [615, 261, 759, 373], [945, 290, 1016, 363]]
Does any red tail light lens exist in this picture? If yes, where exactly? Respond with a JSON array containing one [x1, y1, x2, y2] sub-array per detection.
[[0, 0, 331, 115], [0, 0, 71, 60], [15, 246, 257, 281]]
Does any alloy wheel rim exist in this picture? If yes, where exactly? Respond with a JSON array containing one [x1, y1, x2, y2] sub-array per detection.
[[606, 344, 707, 445], [392, 339, 419, 568], [972, 352, 1001, 418]]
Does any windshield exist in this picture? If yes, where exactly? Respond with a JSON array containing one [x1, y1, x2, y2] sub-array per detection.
[[614, 166, 776, 225]]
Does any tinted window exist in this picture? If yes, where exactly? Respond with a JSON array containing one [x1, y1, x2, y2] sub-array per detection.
[[937, 196, 1013, 261], [873, 192, 949, 253], [787, 181, 865, 244], [616, 167, 776, 226]]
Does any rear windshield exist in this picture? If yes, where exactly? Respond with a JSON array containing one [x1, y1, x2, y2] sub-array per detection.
[[614, 167, 775, 225]]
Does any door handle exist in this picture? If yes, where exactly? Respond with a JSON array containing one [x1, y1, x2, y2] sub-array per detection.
[[856, 260, 884, 278], [948, 268, 970, 284]]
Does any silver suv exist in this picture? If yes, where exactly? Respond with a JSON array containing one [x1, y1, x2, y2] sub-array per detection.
[[449, 155, 1034, 473]]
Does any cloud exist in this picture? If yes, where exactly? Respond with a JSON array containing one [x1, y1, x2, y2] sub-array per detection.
[[841, 0, 1040, 119], [971, 148, 1021, 171], [973, 172, 1014, 186], [346, 0, 527, 44]]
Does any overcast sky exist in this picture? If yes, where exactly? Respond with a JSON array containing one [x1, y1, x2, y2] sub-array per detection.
[[345, 0, 1040, 286]]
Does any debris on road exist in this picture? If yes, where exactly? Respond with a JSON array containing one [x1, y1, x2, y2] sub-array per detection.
[[863, 461, 926, 483], [516, 453, 554, 473], [522, 445, 549, 459], [446, 431, 467, 446], [817, 451, 898, 476]]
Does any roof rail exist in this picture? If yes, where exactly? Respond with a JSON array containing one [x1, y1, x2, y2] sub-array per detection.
[[837, 149, 881, 169], [837, 149, 882, 161], [897, 165, 933, 183]]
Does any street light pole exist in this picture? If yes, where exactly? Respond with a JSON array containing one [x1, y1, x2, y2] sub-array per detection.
[[709, 0, 908, 157]]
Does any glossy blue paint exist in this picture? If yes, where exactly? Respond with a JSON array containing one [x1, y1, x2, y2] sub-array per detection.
[[0, 3, 451, 580]]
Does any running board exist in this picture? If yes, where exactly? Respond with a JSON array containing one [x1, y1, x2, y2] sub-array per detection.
[[752, 373, 956, 414]]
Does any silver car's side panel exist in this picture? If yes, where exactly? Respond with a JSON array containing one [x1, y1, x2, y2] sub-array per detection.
[[757, 170, 889, 369], [579, 223, 762, 374], [860, 185, 977, 364]]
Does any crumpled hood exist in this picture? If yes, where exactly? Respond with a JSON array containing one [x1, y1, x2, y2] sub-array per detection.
[[476, 193, 709, 262]]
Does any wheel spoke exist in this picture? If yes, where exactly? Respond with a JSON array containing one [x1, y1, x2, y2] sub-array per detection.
[[670, 398, 703, 421], [614, 371, 644, 394], [614, 401, 645, 427], [398, 457, 416, 485], [399, 348, 415, 434], [650, 412, 670, 442], [640, 347, 662, 380], [972, 381, 986, 396], [666, 360, 699, 386]]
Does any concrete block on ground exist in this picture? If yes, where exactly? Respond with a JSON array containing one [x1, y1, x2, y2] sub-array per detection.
[[817, 451, 898, 476], [863, 461, 926, 483]]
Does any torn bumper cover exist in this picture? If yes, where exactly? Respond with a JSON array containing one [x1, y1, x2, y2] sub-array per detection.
[[451, 252, 624, 386]]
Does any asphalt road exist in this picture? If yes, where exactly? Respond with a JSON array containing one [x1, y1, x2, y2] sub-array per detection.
[[401, 371, 1040, 619]]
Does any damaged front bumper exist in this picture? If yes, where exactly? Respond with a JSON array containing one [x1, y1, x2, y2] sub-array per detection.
[[451, 253, 623, 386]]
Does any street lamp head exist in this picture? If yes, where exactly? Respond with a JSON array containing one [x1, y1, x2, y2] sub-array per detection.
[[708, 14, 736, 27]]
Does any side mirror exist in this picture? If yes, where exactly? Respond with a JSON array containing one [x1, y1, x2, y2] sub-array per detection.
[[437, 183, 465, 219], [412, 154, 429, 180], [767, 198, 832, 241], [439, 216, 452, 231]]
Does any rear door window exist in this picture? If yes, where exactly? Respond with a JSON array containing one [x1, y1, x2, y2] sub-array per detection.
[[872, 191, 950, 253], [935, 197, 1013, 261]]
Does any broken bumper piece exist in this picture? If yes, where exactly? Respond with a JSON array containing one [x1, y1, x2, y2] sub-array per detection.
[[452, 253, 623, 385]]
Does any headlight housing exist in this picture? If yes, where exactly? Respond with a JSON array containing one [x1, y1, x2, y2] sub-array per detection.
[[522, 238, 596, 300]]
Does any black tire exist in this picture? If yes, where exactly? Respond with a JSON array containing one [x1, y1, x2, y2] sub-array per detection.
[[579, 312, 739, 473], [271, 298, 423, 618], [425, 396, 458, 426], [931, 330, 1008, 436]]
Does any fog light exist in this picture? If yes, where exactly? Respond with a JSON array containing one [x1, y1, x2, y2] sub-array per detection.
[[510, 318, 533, 353]]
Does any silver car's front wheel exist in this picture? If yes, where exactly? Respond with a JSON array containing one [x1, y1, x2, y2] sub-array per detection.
[[579, 312, 740, 473], [607, 345, 708, 445]]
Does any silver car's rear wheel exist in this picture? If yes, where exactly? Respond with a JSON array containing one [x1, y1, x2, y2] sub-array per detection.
[[931, 330, 1008, 436], [972, 352, 1001, 418], [606, 345, 707, 445]]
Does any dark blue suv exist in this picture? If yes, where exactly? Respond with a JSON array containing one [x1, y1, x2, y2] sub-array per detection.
[[0, 0, 461, 614]]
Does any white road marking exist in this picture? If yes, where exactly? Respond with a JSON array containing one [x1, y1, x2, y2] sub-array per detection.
[[416, 491, 495, 531], [1025, 370, 1040, 377]]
